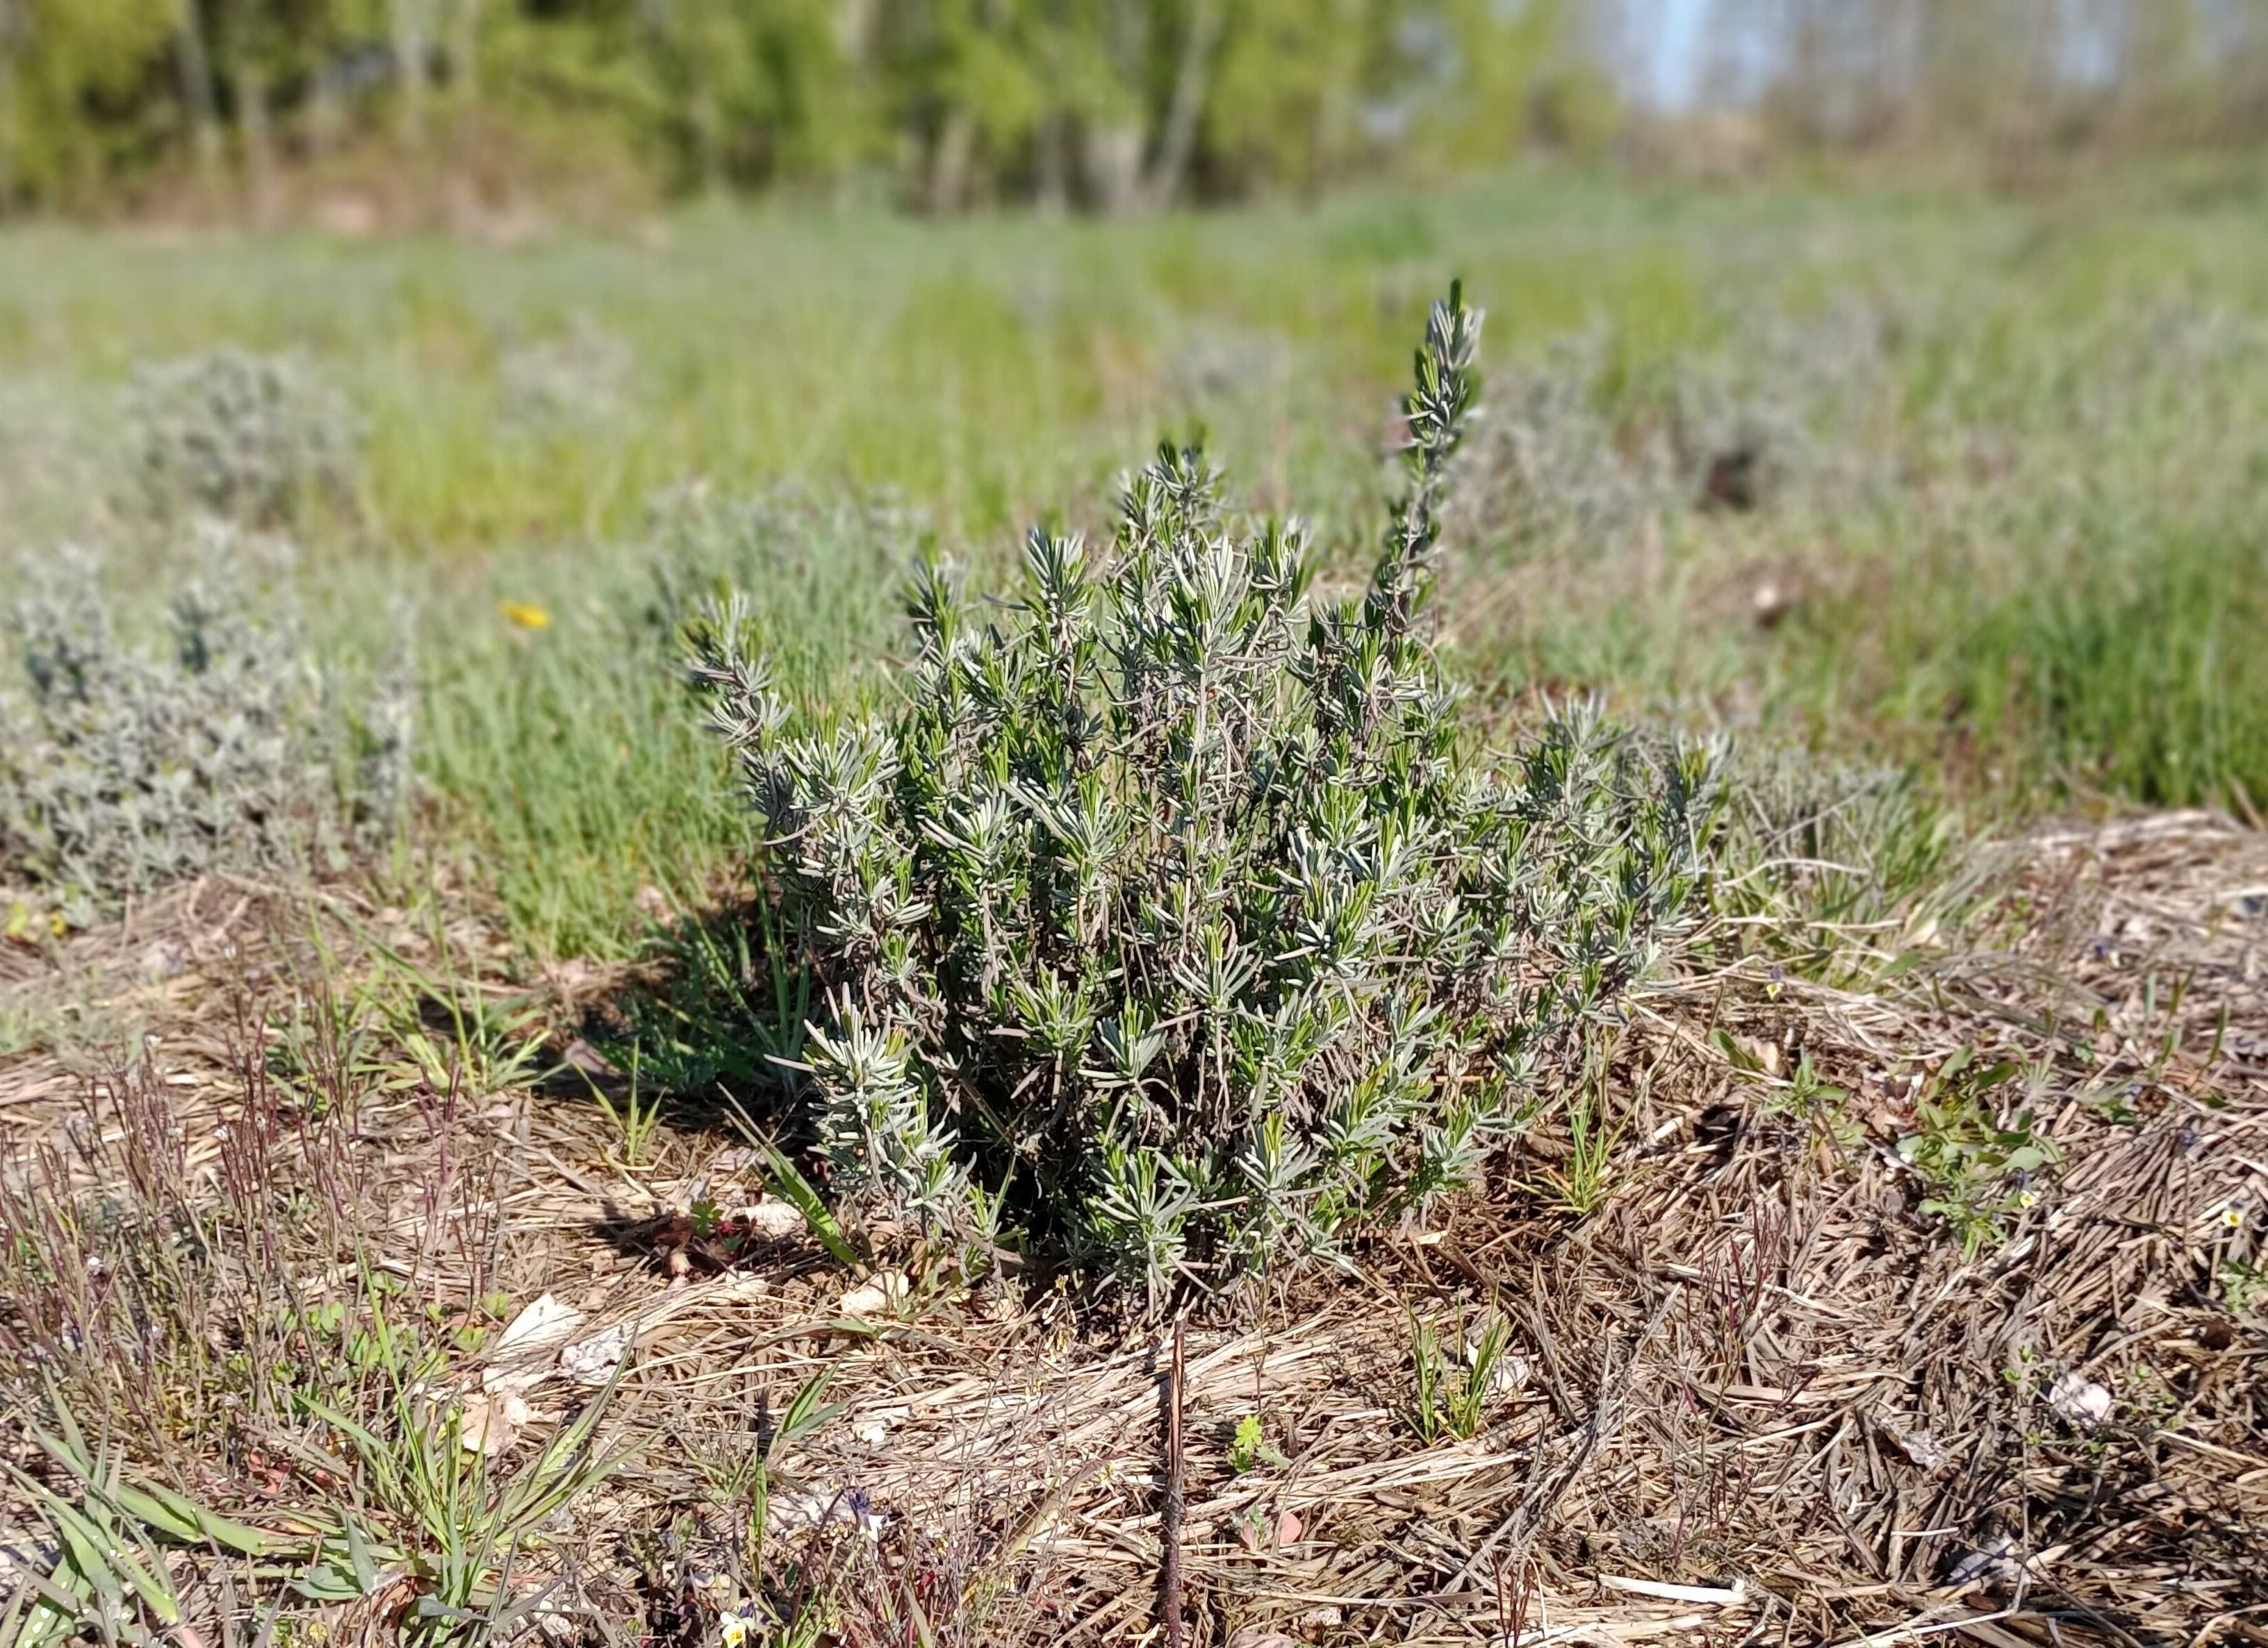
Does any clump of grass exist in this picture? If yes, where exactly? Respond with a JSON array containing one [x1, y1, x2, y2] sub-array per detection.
[[357, 914, 557, 1104], [1532, 1064, 1633, 1219], [1404, 1308, 1511, 1442], [600, 898, 812, 1128], [124, 347, 361, 526], [0, 533, 412, 923], [496, 313, 635, 439], [1942, 525, 2268, 808], [297, 1381, 623, 1647], [3, 1394, 279, 1648], [1709, 748, 1982, 987], [685, 286, 1718, 1306], [416, 486, 908, 962]]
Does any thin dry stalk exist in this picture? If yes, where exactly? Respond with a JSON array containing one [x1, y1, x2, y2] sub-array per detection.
[[1161, 1312, 1188, 1648]]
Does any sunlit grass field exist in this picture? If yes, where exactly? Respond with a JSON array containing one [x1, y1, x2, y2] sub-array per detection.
[[6, 168, 2268, 1647], [5, 167, 2265, 958]]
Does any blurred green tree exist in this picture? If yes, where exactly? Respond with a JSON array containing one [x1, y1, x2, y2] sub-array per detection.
[[17, 0, 2252, 218], [3, 0, 181, 202]]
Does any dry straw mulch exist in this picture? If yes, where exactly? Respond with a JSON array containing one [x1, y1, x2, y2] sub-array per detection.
[[3, 812, 2264, 1647]]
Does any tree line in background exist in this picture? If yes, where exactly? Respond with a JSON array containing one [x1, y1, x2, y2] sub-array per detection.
[[0, 0, 1602, 216], [1692, 0, 2268, 157], [0, 0, 2262, 217]]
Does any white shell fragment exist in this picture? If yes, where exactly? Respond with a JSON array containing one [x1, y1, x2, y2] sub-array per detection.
[[459, 1390, 532, 1454], [1599, 1574, 1748, 1606], [561, 1319, 636, 1385]]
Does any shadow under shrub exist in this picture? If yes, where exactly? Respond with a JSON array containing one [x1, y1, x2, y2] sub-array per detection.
[[684, 288, 1718, 1308]]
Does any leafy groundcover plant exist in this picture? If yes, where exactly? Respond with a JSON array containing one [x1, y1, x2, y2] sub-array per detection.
[[0, 530, 412, 924], [126, 347, 361, 525], [686, 287, 1718, 1306]]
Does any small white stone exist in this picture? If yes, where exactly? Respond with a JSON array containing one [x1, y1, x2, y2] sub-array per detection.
[[737, 1200, 807, 1239], [838, 1273, 909, 1318], [2047, 1369, 2112, 1429]]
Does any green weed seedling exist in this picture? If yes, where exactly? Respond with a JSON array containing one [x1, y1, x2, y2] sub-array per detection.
[[1536, 1048, 1636, 1217], [1896, 1046, 2060, 1257], [1538, 1088, 1629, 1217], [1228, 1414, 1288, 1475], [580, 1038, 662, 1168], [1761, 1052, 1859, 1148], [357, 907, 554, 1101], [2221, 1260, 2265, 1316]]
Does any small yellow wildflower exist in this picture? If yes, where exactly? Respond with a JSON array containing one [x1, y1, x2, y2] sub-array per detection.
[[3, 903, 65, 941], [718, 1611, 754, 1648], [2225, 1206, 2247, 1231], [500, 600, 552, 630], [2016, 1189, 2039, 1209]]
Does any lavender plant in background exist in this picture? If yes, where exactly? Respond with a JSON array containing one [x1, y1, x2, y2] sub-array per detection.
[[0, 529, 412, 923], [125, 349, 361, 526]]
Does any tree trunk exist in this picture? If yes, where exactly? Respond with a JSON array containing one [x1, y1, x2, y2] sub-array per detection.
[[929, 106, 975, 214], [1084, 121, 1142, 215], [452, 0, 480, 101], [835, 0, 876, 60], [177, 0, 223, 183], [0, 0, 17, 211], [392, 0, 428, 145], [1144, 0, 1223, 211], [692, 81, 725, 197], [307, 56, 341, 158], [240, 58, 277, 226], [1309, 0, 1363, 194], [1035, 109, 1069, 216]]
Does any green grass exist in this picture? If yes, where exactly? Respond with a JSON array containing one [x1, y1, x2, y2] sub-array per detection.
[[3, 168, 2265, 959]]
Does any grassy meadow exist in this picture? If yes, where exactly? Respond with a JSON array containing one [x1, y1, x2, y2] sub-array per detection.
[[6, 171, 2268, 959], [1, 169, 2265, 1647]]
